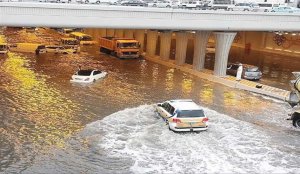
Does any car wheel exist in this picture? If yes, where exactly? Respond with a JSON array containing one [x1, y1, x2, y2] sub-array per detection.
[[153, 4, 156, 7], [85, 0, 88, 3], [166, 5, 171, 8], [93, 79, 96, 82], [96, 0, 100, 3], [293, 116, 300, 128], [56, 0, 60, 2]]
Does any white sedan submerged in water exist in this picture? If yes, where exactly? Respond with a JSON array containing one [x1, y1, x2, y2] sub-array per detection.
[[70, 69, 107, 83]]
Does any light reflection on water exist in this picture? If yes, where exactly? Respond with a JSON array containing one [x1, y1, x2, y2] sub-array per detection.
[[1, 52, 83, 171], [1, 28, 299, 173]]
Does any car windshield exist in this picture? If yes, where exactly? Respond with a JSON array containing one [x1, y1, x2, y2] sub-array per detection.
[[177, 110, 205, 118], [118, 42, 139, 48], [77, 70, 93, 76], [37, 45, 46, 49]]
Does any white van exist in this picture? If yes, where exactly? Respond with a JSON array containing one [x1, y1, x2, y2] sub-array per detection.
[[257, 2, 280, 12], [9, 43, 46, 55]]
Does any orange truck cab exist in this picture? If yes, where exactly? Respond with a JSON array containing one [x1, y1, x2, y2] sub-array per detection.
[[99, 37, 140, 59]]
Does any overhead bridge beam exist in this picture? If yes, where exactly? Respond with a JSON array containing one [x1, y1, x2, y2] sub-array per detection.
[[1, 2, 300, 31]]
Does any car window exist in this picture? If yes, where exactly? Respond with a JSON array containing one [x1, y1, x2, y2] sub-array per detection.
[[177, 110, 205, 118], [77, 70, 93, 76], [231, 65, 239, 70], [93, 70, 102, 75], [162, 102, 169, 110], [169, 106, 175, 115]]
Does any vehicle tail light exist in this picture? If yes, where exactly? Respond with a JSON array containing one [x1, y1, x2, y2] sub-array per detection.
[[84, 78, 90, 81], [202, 117, 209, 123], [172, 118, 181, 123]]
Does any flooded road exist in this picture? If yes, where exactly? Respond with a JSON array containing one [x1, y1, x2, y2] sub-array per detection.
[[0, 28, 299, 173]]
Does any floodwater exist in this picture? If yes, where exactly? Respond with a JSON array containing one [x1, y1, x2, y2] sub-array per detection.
[[0, 28, 299, 174]]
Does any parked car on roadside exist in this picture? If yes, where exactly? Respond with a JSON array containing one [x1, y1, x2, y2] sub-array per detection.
[[70, 69, 107, 83], [271, 6, 300, 13], [156, 99, 209, 132], [227, 62, 262, 80], [121, 0, 147, 6]]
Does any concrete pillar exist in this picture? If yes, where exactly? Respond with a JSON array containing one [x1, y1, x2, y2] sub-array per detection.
[[84, 28, 92, 35], [146, 30, 158, 57], [175, 31, 188, 65], [124, 29, 134, 38], [115, 29, 124, 38], [134, 29, 145, 53], [159, 31, 172, 60], [193, 31, 211, 71], [99, 28, 107, 37], [91, 29, 99, 43], [106, 29, 115, 37], [213, 32, 237, 76]]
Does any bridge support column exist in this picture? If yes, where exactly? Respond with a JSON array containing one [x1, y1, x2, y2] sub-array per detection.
[[146, 30, 158, 57], [92, 29, 100, 43], [159, 31, 172, 60], [193, 31, 211, 71], [99, 29, 107, 37], [134, 29, 145, 53], [213, 32, 236, 76], [115, 29, 124, 38], [106, 29, 115, 37], [124, 29, 134, 38], [175, 31, 188, 65]]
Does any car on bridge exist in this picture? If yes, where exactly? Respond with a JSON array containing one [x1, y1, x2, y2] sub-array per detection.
[[156, 99, 209, 132], [179, 0, 204, 9], [271, 6, 300, 13], [70, 69, 107, 83], [120, 0, 147, 6], [148, 0, 175, 8], [228, 3, 255, 11], [77, 0, 117, 4], [227, 63, 262, 80]]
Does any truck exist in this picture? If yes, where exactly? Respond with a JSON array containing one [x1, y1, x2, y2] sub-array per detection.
[[286, 72, 300, 128], [99, 37, 140, 59]]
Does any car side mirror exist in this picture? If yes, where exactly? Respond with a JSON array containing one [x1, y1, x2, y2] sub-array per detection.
[[157, 103, 162, 107]]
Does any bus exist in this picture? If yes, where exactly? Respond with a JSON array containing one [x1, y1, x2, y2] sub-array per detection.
[[0, 43, 8, 54], [69, 32, 96, 45]]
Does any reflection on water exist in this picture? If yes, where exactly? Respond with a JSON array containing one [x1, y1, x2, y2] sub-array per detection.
[[1, 28, 299, 173], [0, 52, 82, 171], [203, 47, 300, 90]]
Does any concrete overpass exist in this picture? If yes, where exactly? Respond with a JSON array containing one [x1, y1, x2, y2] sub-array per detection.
[[0, 2, 300, 31], [1, 2, 300, 78]]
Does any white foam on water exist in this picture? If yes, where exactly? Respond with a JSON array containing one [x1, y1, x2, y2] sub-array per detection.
[[86, 105, 299, 174]]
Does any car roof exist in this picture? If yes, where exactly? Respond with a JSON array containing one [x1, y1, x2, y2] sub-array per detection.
[[168, 100, 202, 110]]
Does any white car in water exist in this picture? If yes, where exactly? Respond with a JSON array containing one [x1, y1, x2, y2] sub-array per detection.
[[70, 69, 107, 83], [156, 99, 209, 132]]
